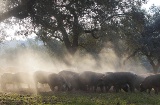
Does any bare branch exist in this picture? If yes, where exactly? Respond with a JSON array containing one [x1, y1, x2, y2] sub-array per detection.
[[101, 13, 130, 25], [123, 48, 140, 65]]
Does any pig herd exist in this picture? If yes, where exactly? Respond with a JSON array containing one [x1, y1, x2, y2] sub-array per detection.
[[0, 70, 160, 94]]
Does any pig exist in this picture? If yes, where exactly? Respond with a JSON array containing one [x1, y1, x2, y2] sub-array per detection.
[[48, 73, 67, 91], [1, 72, 32, 91], [58, 70, 80, 91], [1, 73, 14, 90], [33, 70, 53, 90], [12, 72, 33, 89], [78, 71, 104, 92], [101, 72, 137, 92], [134, 73, 153, 91], [140, 74, 160, 94]]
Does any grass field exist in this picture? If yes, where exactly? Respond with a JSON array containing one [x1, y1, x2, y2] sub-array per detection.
[[0, 91, 160, 105]]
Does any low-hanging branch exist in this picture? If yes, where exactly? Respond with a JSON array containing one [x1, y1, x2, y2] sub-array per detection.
[[123, 48, 140, 65]]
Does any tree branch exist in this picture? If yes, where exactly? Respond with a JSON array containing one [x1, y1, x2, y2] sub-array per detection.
[[101, 13, 129, 25], [123, 48, 140, 65], [84, 28, 100, 39]]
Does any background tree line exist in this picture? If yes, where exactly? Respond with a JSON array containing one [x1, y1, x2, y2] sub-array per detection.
[[1, 0, 160, 73]]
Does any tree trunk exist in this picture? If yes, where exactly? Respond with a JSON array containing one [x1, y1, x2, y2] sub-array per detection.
[[146, 55, 160, 74]]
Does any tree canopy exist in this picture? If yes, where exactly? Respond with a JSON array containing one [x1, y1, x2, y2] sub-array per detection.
[[3, 0, 160, 73], [0, 0, 146, 55], [124, 6, 160, 73]]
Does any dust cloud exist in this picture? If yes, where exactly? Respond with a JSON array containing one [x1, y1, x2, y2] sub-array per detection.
[[0, 39, 150, 94], [70, 47, 149, 74]]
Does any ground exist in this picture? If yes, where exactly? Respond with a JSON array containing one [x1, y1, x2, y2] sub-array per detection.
[[0, 91, 160, 105]]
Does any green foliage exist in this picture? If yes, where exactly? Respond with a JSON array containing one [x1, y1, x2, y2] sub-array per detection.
[[123, 6, 160, 73], [0, 0, 147, 55], [79, 33, 103, 54]]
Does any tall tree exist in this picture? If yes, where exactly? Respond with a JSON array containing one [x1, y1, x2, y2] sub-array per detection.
[[124, 6, 160, 73], [0, 0, 146, 55]]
